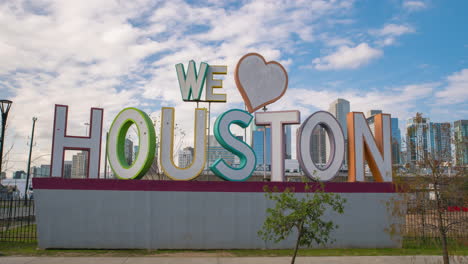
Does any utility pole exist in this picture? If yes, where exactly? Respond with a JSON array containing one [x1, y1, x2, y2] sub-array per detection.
[[25, 117, 37, 204]]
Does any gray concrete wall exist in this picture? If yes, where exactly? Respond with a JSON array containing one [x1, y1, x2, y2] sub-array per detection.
[[35, 190, 403, 249]]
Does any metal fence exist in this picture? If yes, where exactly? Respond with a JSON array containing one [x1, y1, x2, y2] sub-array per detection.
[[0, 198, 36, 242], [405, 200, 468, 242]]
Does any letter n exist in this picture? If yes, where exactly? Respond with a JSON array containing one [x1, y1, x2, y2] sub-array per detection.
[[347, 112, 392, 182]]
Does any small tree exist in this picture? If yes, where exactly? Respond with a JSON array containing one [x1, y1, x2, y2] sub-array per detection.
[[258, 182, 346, 264], [389, 113, 468, 264]]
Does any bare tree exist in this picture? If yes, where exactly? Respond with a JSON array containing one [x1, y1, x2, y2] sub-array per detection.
[[389, 113, 468, 264]]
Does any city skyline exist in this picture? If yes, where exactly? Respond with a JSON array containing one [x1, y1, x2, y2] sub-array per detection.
[[0, 1, 467, 174]]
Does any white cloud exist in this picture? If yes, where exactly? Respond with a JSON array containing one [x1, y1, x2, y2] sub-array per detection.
[[312, 43, 382, 70], [372, 24, 415, 46], [0, 0, 354, 174], [435, 69, 468, 104], [403, 1, 427, 11]]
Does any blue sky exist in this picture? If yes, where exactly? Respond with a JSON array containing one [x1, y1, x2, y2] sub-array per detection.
[[0, 0, 467, 174]]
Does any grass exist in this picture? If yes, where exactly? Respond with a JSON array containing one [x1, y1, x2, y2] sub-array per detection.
[[0, 238, 467, 257], [1, 225, 467, 257]]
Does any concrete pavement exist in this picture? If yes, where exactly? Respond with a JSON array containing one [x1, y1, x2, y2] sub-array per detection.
[[1, 256, 467, 264]]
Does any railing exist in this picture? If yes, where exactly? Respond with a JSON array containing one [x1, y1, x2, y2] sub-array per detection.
[[405, 200, 468, 242], [0, 197, 36, 242]]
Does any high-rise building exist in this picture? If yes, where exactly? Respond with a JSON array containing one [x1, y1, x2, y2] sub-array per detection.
[[63, 161, 72, 178], [367, 110, 382, 118], [125, 138, 133, 165], [454, 120, 468, 166], [252, 127, 271, 170], [33, 164, 51, 177], [328, 98, 350, 169], [427, 122, 452, 162], [285, 125, 292, 159], [133, 145, 139, 163], [391, 118, 401, 165], [207, 135, 236, 168], [311, 126, 327, 167], [71, 151, 88, 178], [406, 114, 430, 165], [328, 99, 350, 138], [13, 170, 26, 179], [178, 147, 193, 168]]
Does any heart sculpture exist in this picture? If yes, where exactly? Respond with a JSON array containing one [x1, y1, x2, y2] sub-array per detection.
[[235, 53, 288, 113]]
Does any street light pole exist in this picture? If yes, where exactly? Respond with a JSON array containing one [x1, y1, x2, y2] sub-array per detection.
[[24, 117, 37, 203], [0, 99, 13, 176]]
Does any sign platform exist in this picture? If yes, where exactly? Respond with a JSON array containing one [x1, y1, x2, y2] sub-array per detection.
[[33, 178, 403, 249]]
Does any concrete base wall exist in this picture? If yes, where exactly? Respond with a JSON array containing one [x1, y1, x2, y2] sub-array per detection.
[[34, 180, 403, 249]]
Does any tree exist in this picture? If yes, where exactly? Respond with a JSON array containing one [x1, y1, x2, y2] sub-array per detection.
[[258, 182, 346, 264], [389, 113, 468, 264]]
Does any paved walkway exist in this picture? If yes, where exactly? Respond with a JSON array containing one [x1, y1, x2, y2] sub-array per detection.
[[1, 256, 467, 264]]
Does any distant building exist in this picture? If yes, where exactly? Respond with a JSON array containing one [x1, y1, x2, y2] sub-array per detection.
[[133, 145, 139, 163], [72, 151, 88, 178], [367, 110, 382, 118], [125, 138, 133, 165], [428, 122, 452, 162], [178, 147, 193, 168], [391, 118, 401, 165], [329, 98, 350, 169], [454, 120, 468, 166], [329, 99, 350, 139], [207, 135, 236, 168], [311, 126, 327, 167], [63, 161, 72, 178], [13, 170, 26, 179], [285, 125, 292, 159], [406, 114, 430, 165], [252, 126, 271, 170]]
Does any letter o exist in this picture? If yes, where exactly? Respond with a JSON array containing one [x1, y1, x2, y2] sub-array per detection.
[[297, 111, 345, 181], [108, 108, 156, 179]]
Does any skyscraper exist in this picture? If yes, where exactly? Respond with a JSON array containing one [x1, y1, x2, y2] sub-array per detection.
[[367, 109, 382, 118], [391, 118, 401, 165], [328, 98, 350, 169], [125, 138, 133, 166], [252, 126, 271, 170], [285, 125, 292, 159], [63, 161, 72, 178], [178, 147, 193, 168], [454, 120, 468, 166], [406, 114, 429, 165], [427, 122, 452, 162], [311, 126, 327, 167], [207, 135, 236, 168], [328, 99, 350, 138], [71, 151, 88, 178]]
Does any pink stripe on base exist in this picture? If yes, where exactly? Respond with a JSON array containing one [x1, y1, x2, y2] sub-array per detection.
[[32, 178, 397, 193]]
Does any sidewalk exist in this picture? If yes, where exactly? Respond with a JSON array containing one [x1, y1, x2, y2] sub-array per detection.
[[1, 256, 467, 264]]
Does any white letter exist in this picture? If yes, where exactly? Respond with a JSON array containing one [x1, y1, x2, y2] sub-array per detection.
[[176, 61, 208, 101], [107, 108, 156, 179], [160, 107, 207, 180], [50, 105, 103, 178], [205, 65, 227, 102], [297, 111, 345, 181], [255, 111, 300, 182]]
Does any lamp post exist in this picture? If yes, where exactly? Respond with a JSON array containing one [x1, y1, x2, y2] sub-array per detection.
[[25, 117, 37, 203], [0, 99, 13, 176]]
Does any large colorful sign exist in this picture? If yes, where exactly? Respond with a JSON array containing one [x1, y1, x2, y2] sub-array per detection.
[[50, 53, 393, 182]]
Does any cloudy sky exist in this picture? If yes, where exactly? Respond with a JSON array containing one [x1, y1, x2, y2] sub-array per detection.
[[0, 0, 467, 176]]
